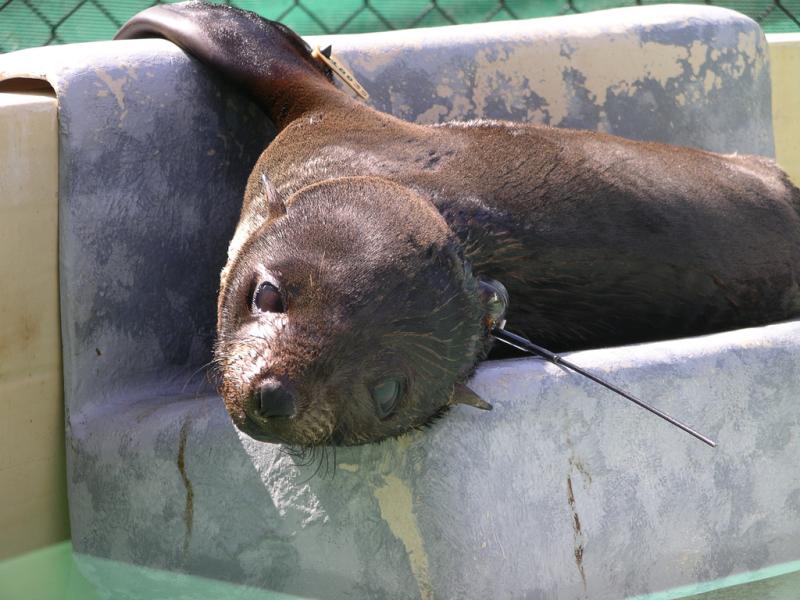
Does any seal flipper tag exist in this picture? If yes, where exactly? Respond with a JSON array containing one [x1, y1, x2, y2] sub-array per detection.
[[452, 383, 493, 411], [478, 278, 508, 331], [491, 327, 717, 448], [311, 45, 370, 101]]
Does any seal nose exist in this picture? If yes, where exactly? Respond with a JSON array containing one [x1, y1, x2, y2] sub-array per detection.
[[255, 379, 296, 419]]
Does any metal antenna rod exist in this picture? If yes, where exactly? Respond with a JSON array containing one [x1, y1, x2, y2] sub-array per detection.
[[492, 328, 717, 448]]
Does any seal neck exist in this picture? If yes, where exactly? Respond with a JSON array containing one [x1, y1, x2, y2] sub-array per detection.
[[249, 77, 357, 132]]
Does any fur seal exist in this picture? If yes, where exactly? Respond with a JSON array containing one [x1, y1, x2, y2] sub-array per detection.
[[116, 2, 800, 446]]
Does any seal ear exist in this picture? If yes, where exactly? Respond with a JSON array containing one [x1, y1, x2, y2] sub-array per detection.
[[478, 278, 509, 330], [451, 382, 493, 411], [261, 173, 287, 223]]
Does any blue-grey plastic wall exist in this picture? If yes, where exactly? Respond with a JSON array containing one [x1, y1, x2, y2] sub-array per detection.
[[1, 5, 797, 600]]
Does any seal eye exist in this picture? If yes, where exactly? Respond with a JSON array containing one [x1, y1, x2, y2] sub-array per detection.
[[371, 377, 403, 420], [253, 282, 284, 313]]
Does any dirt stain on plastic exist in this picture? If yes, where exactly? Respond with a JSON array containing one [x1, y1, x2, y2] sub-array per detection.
[[178, 417, 194, 557], [567, 475, 587, 590]]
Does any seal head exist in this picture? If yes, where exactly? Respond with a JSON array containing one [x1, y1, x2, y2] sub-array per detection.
[[215, 176, 499, 446]]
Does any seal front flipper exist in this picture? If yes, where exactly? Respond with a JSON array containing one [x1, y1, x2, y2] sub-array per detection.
[[114, 1, 352, 130]]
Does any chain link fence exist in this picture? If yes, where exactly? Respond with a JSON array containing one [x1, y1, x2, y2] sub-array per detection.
[[2, 1, 800, 53]]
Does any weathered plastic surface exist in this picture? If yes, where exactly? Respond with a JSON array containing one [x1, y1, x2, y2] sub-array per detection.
[[1, 5, 798, 600], [310, 3, 775, 155]]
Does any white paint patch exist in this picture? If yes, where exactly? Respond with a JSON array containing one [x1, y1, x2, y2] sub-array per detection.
[[95, 68, 127, 112], [470, 34, 693, 127], [417, 103, 450, 124], [570, 35, 690, 102], [374, 474, 433, 600], [703, 69, 720, 92], [687, 40, 707, 77]]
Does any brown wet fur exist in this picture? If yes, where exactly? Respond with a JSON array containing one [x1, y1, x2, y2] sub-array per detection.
[[117, 2, 800, 446]]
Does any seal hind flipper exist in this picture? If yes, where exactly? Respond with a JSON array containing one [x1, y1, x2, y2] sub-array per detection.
[[114, 1, 350, 129]]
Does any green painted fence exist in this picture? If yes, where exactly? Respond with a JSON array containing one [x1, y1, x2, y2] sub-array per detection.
[[1, 1, 799, 54]]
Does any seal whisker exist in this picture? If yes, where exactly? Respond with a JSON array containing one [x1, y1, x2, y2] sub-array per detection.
[[180, 359, 220, 395]]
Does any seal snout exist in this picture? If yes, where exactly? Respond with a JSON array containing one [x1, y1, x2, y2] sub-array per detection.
[[250, 378, 296, 420]]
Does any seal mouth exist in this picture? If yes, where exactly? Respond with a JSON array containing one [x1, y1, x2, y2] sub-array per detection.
[[239, 413, 289, 444]]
